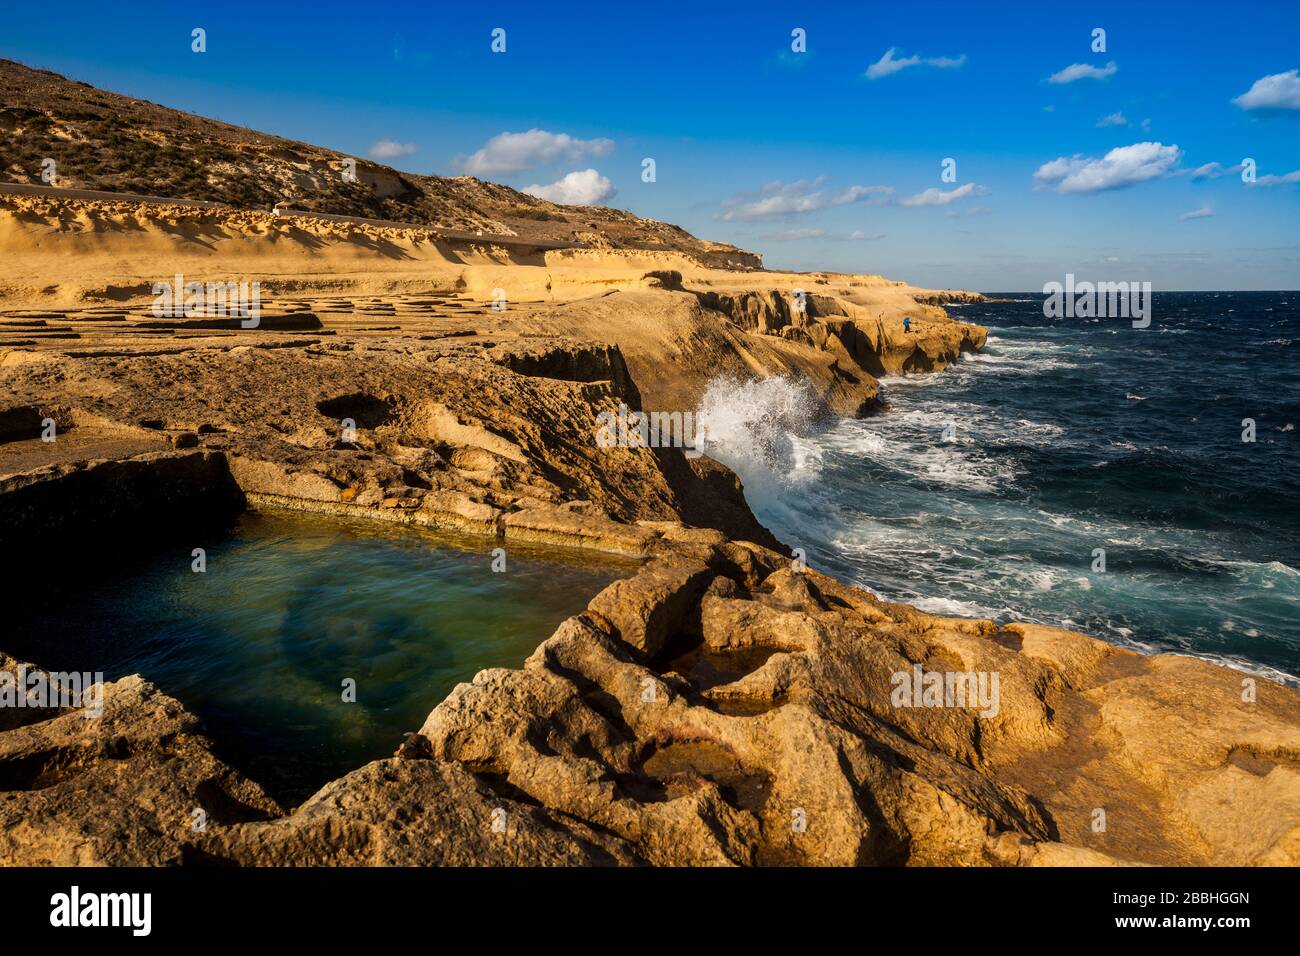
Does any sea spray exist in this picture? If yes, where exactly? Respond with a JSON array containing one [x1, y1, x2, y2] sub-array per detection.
[[693, 375, 823, 511]]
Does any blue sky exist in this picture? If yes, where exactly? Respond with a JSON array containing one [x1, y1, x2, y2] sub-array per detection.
[[3, 0, 1298, 290]]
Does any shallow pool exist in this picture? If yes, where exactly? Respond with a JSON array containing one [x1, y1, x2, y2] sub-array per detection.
[[6, 509, 637, 803]]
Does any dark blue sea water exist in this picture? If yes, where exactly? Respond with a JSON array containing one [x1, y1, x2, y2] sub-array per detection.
[[699, 292, 1300, 685]]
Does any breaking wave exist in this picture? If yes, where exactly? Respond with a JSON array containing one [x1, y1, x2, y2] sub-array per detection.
[[694, 375, 823, 511]]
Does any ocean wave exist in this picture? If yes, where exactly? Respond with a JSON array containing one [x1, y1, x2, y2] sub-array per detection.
[[1203, 558, 1300, 591], [872, 401, 1066, 447], [1007, 418, 1067, 438], [961, 351, 1080, 373], [819, 417, 1023, 493], [909, 595, 1000, 617], [1161, 651, 1300, 689], [878, 373, 946, 389], [693, 375, 823, 511]]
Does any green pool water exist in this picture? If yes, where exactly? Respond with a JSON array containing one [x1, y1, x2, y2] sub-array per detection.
[[6, 509, 637, 804]]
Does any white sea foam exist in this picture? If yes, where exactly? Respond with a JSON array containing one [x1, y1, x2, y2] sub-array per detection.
[[910, 595, 997, 617], [1163, 652, 1300, 689], [693, 375, 823, 513], [821, 416, 1021, 493], [878, 373, 945, 389], [1029, 570, 1055, 591], [1205, 558, 1300, 591], [960, 350, 1080, 374]]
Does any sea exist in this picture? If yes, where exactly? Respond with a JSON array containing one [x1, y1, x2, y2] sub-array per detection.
[[696, 291, 1300, 686]]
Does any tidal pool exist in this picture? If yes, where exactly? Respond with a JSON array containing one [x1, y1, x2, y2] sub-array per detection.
[[6, 509, 638, 804]]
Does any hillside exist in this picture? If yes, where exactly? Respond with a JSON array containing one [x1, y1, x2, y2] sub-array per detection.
[[0, 58, 754, 262]]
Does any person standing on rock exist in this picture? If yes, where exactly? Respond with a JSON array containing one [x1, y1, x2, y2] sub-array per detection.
[[903, 316, 911, 332]]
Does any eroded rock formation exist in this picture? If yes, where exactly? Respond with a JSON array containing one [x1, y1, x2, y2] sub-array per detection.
[[4, 542, 1297, 866], [1, 196, 1295, 868]]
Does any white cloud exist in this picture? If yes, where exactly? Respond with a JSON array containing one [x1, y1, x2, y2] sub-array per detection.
[[1140, 117, 1152, 131], [758, 228, 825, 241], [1252, 169, 1300, 187], [1032, 142, 1182, 193], [717, 178, 893, 221], [945, 206, 992, 219], [522, 169, 616, 205], [464, 129, 614, 177], [1189, 161, 1241, 180], [759, 227, 889, 240], [1179, 205, 1214, 221], [866, 47, 966, 80], [899, 183, 988, 207], [1232, 70, 1300, 111], [368, 140, 418, 159], [759, 227, 886, 242], [1047, 61, 1118, 84], [1096, 112, 1128, 127]]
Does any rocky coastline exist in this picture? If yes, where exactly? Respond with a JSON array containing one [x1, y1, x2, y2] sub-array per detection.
[[1, 195, 1297, 867]]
